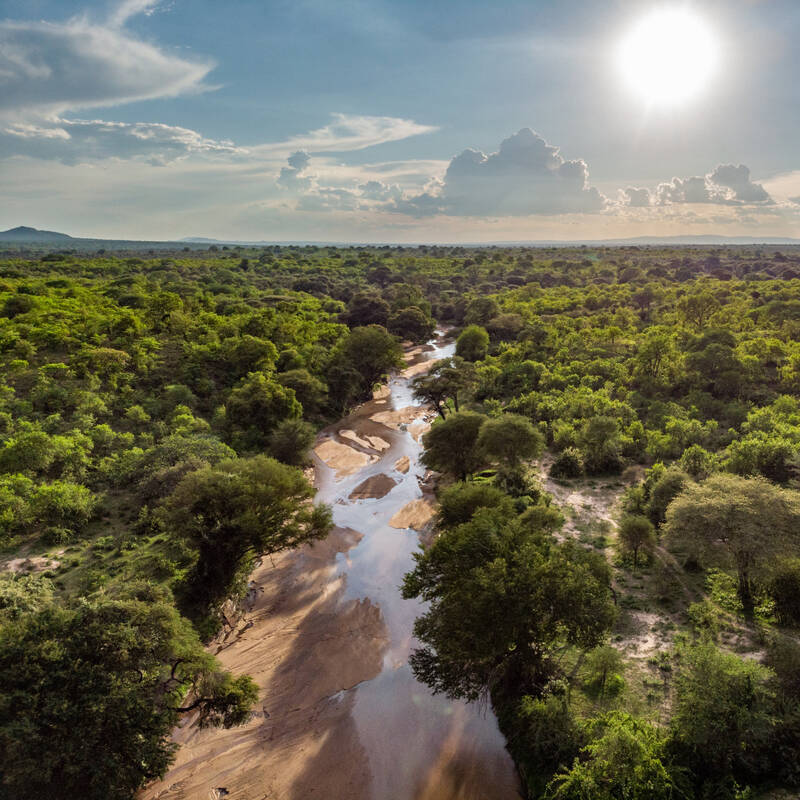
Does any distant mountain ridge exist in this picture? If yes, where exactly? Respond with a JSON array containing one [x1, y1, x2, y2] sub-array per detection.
[[2, 226, 799, 248], [0, 226, 74, 243]]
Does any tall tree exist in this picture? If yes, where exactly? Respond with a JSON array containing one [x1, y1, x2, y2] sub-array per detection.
[[665, 474, 800, 612], [421, 411, 488, 481], [0, 593, 258, 800], [411, 356, 477, 418], [402, 509, 616, 701], [477, 414, 544, 469], [164, 455, 332, 611]]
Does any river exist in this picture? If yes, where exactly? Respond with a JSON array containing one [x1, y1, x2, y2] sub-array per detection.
[[142, 332, 520, 800]]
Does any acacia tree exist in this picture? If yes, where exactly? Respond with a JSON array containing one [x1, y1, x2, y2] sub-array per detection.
[[402, 508, 616, 701], [164, 455, 332, 611], [665, 474, 800, 612], [617, 515, 656, 568], [0, 592, 258, 800]]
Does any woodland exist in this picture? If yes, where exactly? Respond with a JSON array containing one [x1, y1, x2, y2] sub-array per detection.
[[1, 242, 799, 799]]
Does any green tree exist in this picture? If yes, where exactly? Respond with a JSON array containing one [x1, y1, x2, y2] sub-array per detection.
[[547, 712, 678, 800], [225, 372, 302, 449], [618, 515, 656, 568], [583, 645, 624, 695], [0, 593, 258, 800], [436, 482, 515, 528], [412, 356, 478, 418], [387, 306, 435, 343], [421, 411, 488, 481], [770, 557, 800, 626], [269, 418, 316, 466], [164, 455, 332, 611], [341, 292, 390, 327], [329, 324, 404, 408], [456, 324, 489, 362], [477, 414, 544, 469], [579, 416, 624, 474], [665, 474, 800, 612], [277, 368, 327, 416], [646, 466, 690, 526], [402, 508, 616, 701], [669, 640, 775, 792]]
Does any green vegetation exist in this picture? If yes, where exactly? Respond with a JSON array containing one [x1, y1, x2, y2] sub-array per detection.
[[3, 242, 800, 798]]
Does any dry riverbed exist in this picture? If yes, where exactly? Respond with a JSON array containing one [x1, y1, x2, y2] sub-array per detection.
[[142, 333, 519, 800]]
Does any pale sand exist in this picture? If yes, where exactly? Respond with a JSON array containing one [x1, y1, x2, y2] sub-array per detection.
[[389, 498, 436, 531], [394, 456, 411, 474], [314, 439, 377, 479], [364, 434, 391, 451], [338, 429, 375, 450], [348, 474, 398, 501], [401, 360, 434, 378], [372, 385, 391, 401], [139, 527, 387, 800], [370, 406, 422, 430], [4, 555, 60, 573]]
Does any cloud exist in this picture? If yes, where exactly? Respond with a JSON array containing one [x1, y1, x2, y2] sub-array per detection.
[[656, 164, 772, 206], [254, 113, 438, 156], [108, 0, 162, 28], [0, 117, 243, 164], [709, 164, 771, 203], [391, 129, 607, 217], [621, 187, 652, 207], [277, 150, 313, 189], [0, 17, 213, 118], [275, 150, 404, 211]]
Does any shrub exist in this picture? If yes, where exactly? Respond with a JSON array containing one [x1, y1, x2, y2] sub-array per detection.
[[550, 448, 584, 479]]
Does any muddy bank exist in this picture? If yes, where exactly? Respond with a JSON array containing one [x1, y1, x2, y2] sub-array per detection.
[[143, 331, 519, 800]]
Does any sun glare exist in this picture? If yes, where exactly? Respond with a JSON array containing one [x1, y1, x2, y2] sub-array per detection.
[[617, 7, 719, 107]]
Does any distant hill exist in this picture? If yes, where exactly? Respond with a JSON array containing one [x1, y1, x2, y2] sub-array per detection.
[[1, 226, 799, 250], [0, 226, 73, 243]]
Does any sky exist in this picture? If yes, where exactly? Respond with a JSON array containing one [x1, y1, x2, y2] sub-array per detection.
[[1, 0, 799, 242]]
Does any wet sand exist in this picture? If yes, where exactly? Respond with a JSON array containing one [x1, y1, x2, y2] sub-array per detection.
[[142, 332, 520, 800]]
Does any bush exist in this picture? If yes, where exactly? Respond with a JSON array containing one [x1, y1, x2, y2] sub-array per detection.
[[550, 448, 584, 479], [771, 558, 800, 626]]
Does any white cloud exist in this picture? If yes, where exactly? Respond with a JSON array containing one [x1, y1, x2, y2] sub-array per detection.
[[0, 117, 243, 164], [0, 17, 213, 118], [253, 113, 438, 157], [390, 128, 606, 217], [108, 0, 162, 28], [656, 164, 772, 206], [621, 187, 652, 207]]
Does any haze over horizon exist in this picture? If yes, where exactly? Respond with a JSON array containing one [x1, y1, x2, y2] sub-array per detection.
[[2, 0, 799, 242]]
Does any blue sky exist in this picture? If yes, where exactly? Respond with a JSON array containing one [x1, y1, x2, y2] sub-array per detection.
[[1, 0, 799, 241]]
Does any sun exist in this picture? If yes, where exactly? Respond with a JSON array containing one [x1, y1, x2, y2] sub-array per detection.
[[617, 8, 719, 107]]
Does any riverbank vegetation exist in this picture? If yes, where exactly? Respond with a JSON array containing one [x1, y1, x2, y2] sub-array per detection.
[[1, 242, 800, 797]]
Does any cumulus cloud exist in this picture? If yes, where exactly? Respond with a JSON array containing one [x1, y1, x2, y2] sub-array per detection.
[[275, 150, 404, 211], [656, 164, 772, 206], [276, 149, 313, 189], [709, 164, 771, 203], [391, 129, 607, 217], [0, 117, 242, 164], [621, 187, 652, 207], [0, 16, 213, 118]]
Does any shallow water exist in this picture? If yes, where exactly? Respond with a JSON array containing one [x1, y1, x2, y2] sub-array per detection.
[[312, 333, 521, 800]]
